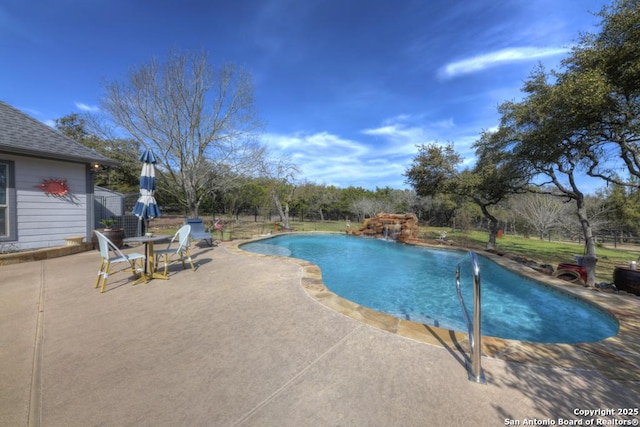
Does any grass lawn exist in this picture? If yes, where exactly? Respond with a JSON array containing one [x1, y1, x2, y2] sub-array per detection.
[[159, 216, 640, 285], [425, 227, 640, 284]]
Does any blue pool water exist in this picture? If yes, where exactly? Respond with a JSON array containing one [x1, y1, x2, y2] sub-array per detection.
[[241, 234, 619, 343]]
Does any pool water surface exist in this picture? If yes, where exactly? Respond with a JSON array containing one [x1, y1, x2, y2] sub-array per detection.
[[241, 234, 619, 343]]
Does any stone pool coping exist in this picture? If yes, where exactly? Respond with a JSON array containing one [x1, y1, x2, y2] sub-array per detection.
[[230, 233, 640, 386]]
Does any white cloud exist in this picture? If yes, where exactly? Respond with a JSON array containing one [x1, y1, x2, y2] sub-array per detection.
[[433, 118, 455, 129], [362, 124, 428, 157], [263, 131, 409, 189], [262, 117, 494, 189], [440, 46, 570, 78], [267, 131, 369, 157], [75, 102, 100, 112], [363, 116, 494, 172]]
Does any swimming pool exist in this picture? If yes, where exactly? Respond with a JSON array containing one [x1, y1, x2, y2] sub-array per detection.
[[241, 234, 619, 343]]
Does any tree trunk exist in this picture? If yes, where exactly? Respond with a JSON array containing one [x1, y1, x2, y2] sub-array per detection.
[[283, 202, 290, 229], [188, 200, 199, 218], [576, 195, 597, 287], [478, 202, 499, 251], [271, 187, 293, 229], [271, 189, 286, 224]]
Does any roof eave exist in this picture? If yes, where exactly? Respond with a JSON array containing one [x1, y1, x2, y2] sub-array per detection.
[[0, 145, 119, 167]]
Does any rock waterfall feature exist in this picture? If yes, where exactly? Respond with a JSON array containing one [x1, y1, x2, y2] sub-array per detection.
[[346, 213, 419, 243]]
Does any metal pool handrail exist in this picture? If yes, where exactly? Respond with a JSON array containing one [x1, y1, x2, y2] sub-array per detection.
[[455, 251, 486, 384]]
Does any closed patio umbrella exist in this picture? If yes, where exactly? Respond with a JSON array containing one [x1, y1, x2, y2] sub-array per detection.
[[132, 149, 161, 235]]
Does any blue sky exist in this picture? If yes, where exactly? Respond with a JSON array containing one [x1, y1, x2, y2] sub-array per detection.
[[1, 0, 611, 190]]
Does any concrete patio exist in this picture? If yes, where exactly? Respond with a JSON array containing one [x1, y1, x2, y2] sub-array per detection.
[[1, 240, 638, 426]]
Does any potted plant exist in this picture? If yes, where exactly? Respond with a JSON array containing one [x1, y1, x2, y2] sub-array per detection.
[[92, 218, 126, 249], [213, 217, 232, 241], [100, 219, 117, 230]]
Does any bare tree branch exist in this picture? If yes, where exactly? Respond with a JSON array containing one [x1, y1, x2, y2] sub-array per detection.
[[100, 48, 265, 216]]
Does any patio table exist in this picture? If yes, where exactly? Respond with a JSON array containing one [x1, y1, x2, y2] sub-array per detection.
[[124, 234, 171, 283]]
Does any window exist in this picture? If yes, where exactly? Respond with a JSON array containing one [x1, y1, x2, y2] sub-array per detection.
[[0, 160, 15, 241], [0, 163, 7, 237]]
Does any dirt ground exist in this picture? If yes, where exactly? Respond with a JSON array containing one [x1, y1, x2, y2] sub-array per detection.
[[147, 214, 274, 240], [148, 214, 191, 230]]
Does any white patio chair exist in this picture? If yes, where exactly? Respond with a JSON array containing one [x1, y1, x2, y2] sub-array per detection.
[[94, 230, 147, 293], [154, 225, 195, 277]]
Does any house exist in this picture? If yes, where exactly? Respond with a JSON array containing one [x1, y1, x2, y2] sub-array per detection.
[[0, 100, 117, 251]]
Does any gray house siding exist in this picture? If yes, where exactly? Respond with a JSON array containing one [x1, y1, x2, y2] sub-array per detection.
[[0, 100, 116, 251], [3, 154, 91, 250]]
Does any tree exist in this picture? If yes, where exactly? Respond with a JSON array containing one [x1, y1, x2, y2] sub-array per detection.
[[510, 191, 565, 240], [430, 193, 459, 227], [405, 141, 528, 250], [469, 133, 531, 248], [336, 186, 372, 221], [55, 113, 141, 192], [402, 191, 432, 221], [100, 49, 265, 217], [563, 0, 640, 184], [405, 143, 461, 197], [602, 179, 640, 238], [555, 195, 611, 243], [404, 143, 464, 228], [261, 157, 299, 229], [55, 113, 91, 142], [489, 67, 604, 286], [293, 181, 324, 221], [477, 0, 640, 286], [316, 186, 340, 221], [237, 178, 271, 222]]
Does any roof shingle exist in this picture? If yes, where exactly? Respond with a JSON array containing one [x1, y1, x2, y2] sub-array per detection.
[[0, 100, 116, 166]]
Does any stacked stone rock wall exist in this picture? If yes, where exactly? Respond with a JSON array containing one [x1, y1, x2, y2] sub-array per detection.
[[346, 213, 419, 243]]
